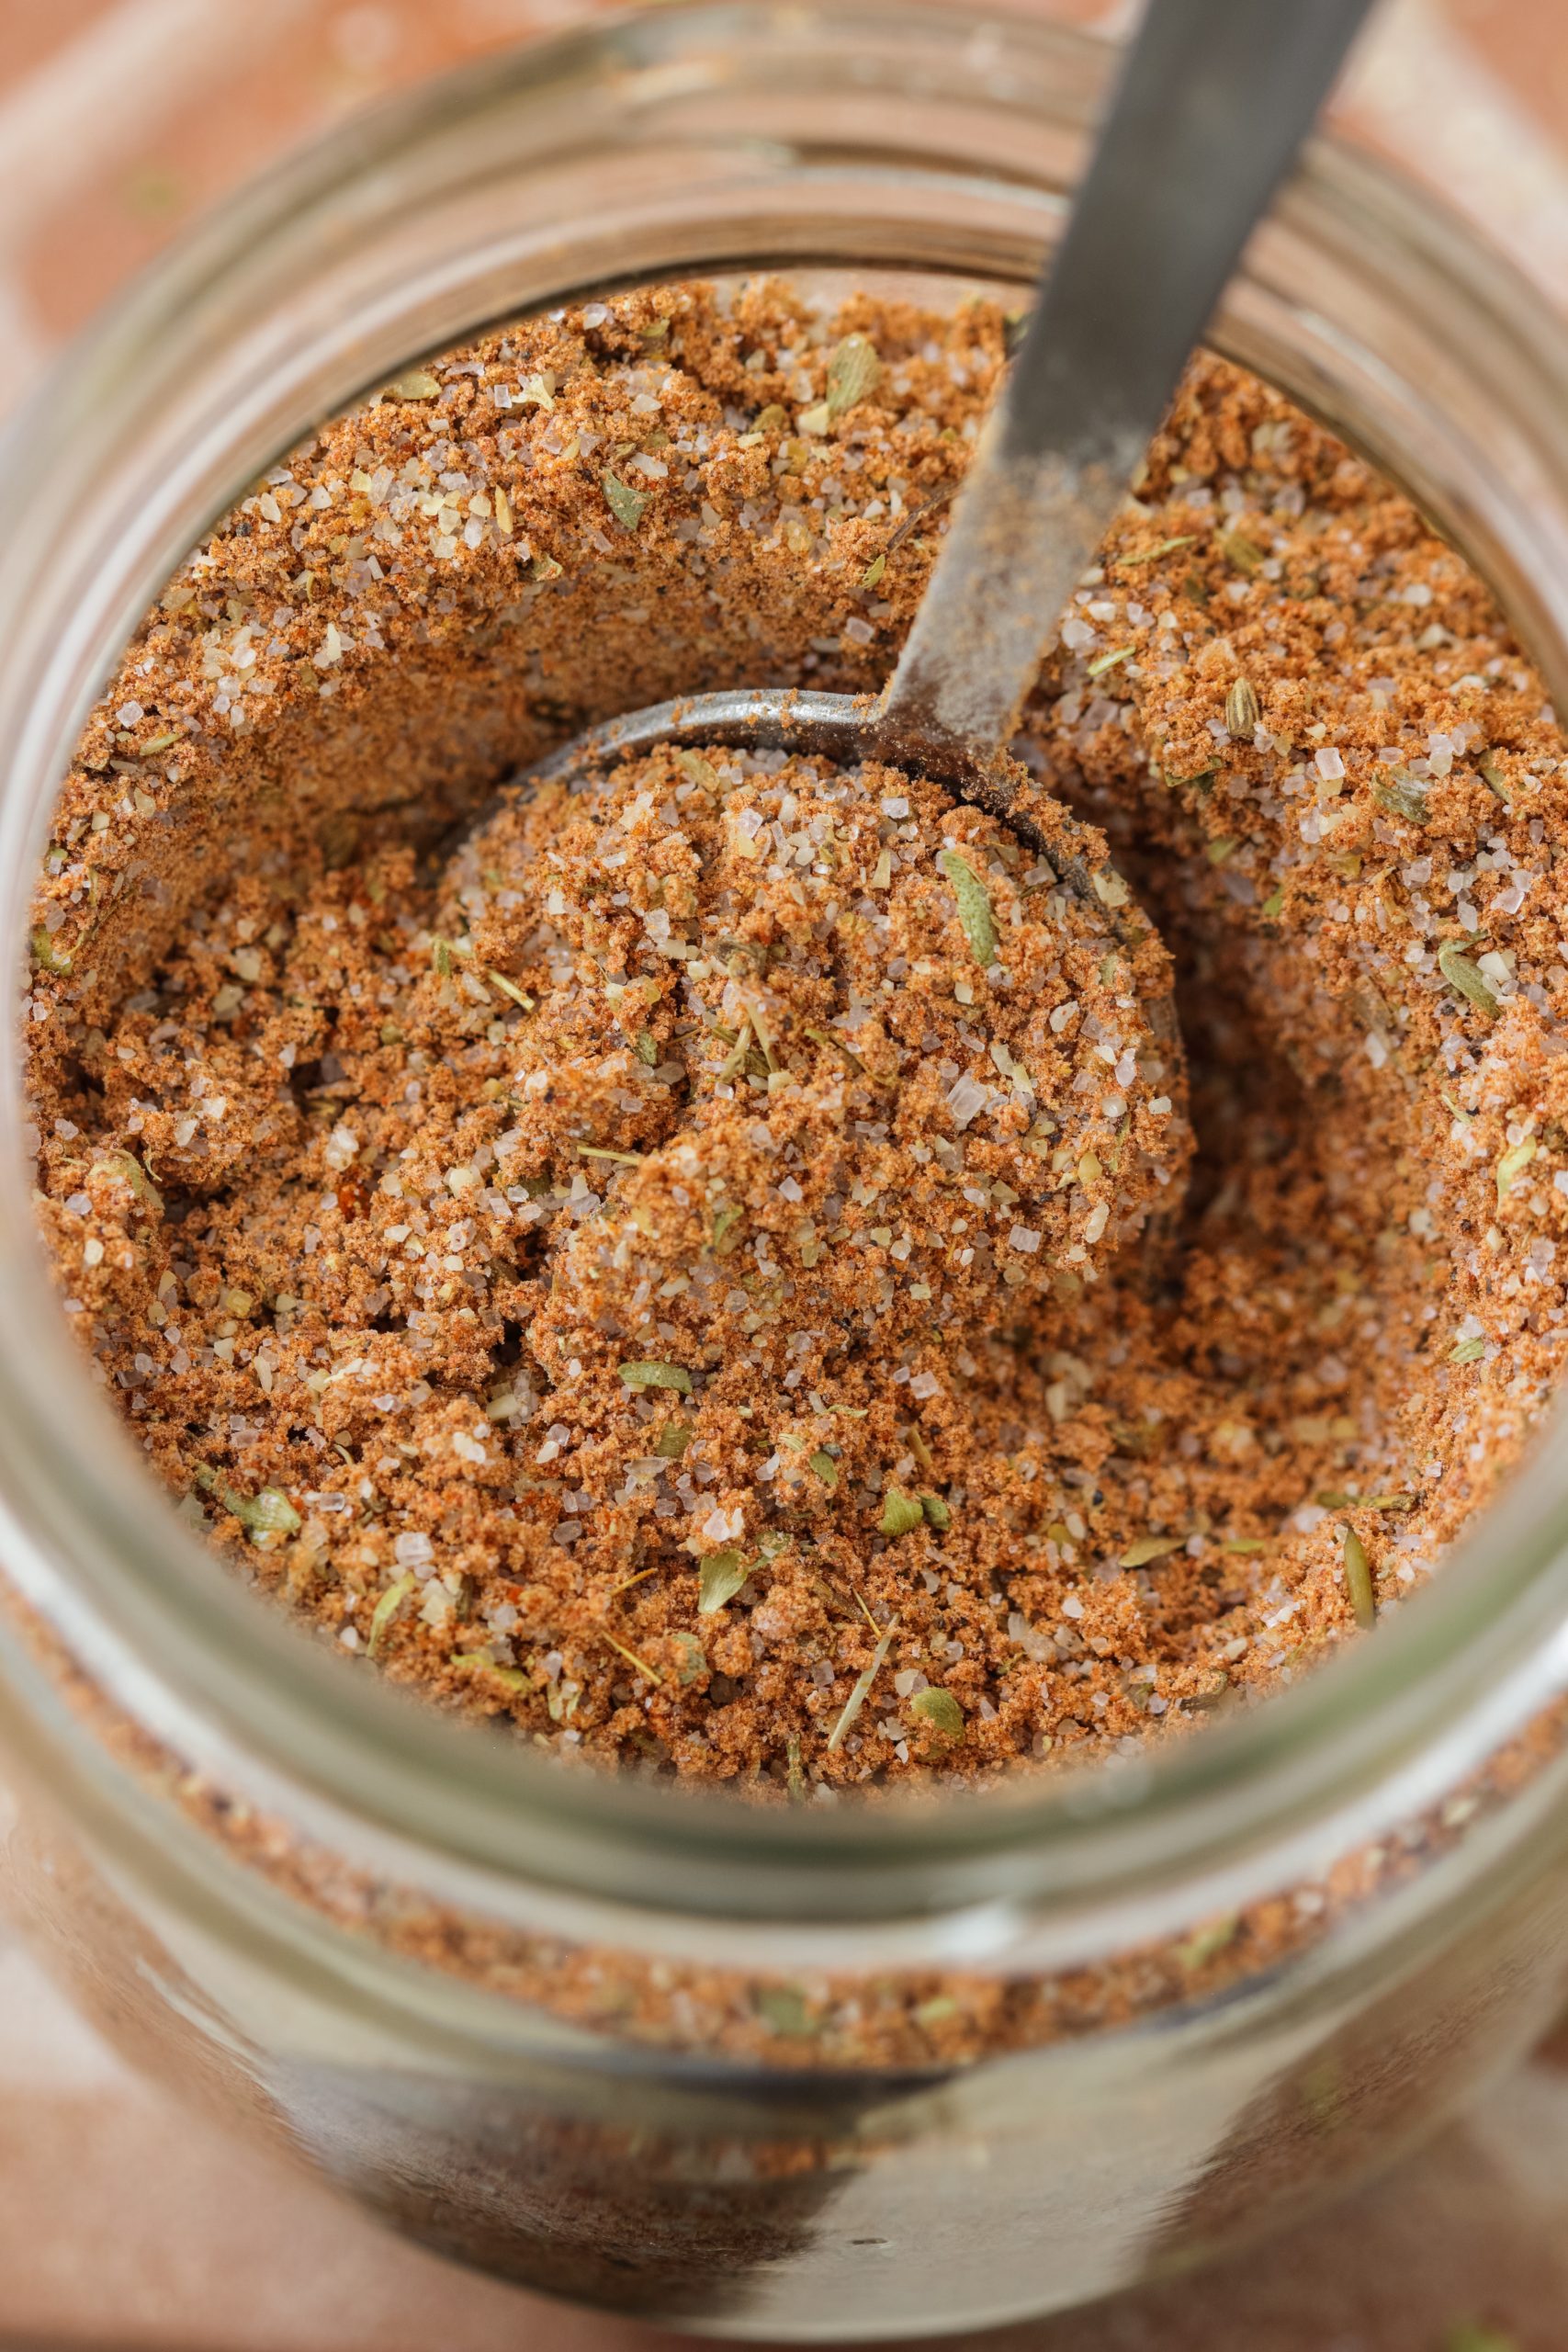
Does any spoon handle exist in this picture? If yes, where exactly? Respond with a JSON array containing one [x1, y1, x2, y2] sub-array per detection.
[[878, 0, 1377, 763]]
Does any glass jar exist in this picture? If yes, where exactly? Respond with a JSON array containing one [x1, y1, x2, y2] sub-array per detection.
[[4, 4, 1568, 2336]]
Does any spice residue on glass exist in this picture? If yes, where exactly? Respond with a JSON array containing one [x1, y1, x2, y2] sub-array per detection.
[[28, 281, 1568, 1794]]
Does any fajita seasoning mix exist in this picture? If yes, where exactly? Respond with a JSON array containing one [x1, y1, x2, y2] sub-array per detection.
[[26, 279, 1568, 1802]]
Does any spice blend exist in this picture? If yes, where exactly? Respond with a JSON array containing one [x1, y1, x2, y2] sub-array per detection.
[[28, 278, 1568, 1801]]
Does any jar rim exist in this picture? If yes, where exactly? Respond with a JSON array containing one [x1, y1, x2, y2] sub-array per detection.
[[3, 0, 1568, 1937]]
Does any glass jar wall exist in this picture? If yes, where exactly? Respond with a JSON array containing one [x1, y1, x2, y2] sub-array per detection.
[[4, 6, 1568, 2335]]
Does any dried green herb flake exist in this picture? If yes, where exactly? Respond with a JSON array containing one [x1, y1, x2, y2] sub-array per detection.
[[1224, 677, 1260, 734], [487, 969, 534, 1010], [1177, 1915, 1239, 1971], [1437, 941, 1499, 1018], [938, 849, 999, 966], [602, 470, 649, 531], [753, 1983, 817, 2036], [1121, 1533, 1183, 1567], [1220, 531, 1265, 573], [675, 749, 722, 794], [1341, 1524, 1376, 1630], [1496, 1138, 1538, 1200], [29, 925, 72, 975], [908, 1686, 964, 1737], [878, 1487, 926, 1538], [107, 1148, 163, 1213], [697, 1549, 750, 1613], [195, 1464, 301, 1541], [712, 1203, 744, 1255], [619, 1360, 692, 1394], [1119, 534, 1195, 566], [367, 1574, 416, 1655], [825, 334, 881, 418], [451, 1650, 530, 1692], [1374, 773, 1429, 823], [827, 1623, 897, 1751], [1477, 752, 1513, 804]]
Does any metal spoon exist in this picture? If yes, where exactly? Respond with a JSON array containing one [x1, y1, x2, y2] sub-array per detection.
[[525, 0, 1375, 884]]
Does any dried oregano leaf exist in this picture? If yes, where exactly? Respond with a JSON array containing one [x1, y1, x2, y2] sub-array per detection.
[[601, 470, 649, 530], [107, 1148, 164, 1214], [1436, 940, 1498, 1018], [908, 1686, 964, 1737], [1340, 1525, 1376, 1629], [753, 1983, 817, 2035], [825, 334, 881, 419], [1120, 1533, 1183, 1567], [619, 1360, 692, 1393], [809, 1449, 840, 1489], [937, 850, 998, 967], [29, 924, 72, 975], [195, 1464, 301, 1541], [1176, 1915, 1239, 1971], [697, 1549, 750, 1614], [450, 1649, 530, 1693], [1224, 677, 1260, 734], [877, 1486, 926, 1538], [671, 1631, 706, 1685], [920, 1492, 952, 1531], [1219, 530, 1264, 573], [1374, 771, 1429, 824], [368, 1574, 416, 1655], [653, 1419, 691, 1460], [712, 1203, 744, 1255], [675, 748, 722, 794], [1450, 1333, 1485, 1364], [1496, 1138, 1538, 1201]]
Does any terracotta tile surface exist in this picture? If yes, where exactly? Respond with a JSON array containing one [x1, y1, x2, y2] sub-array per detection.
[[1, 3, 1566, 2346]]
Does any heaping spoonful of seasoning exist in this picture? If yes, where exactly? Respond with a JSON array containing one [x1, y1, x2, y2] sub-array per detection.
[[509, 0, 1377, 883], [439, 0, 1381, 1337]]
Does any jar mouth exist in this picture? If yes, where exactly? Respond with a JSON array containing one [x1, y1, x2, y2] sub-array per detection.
[[4, 0, 1568, 1936]]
